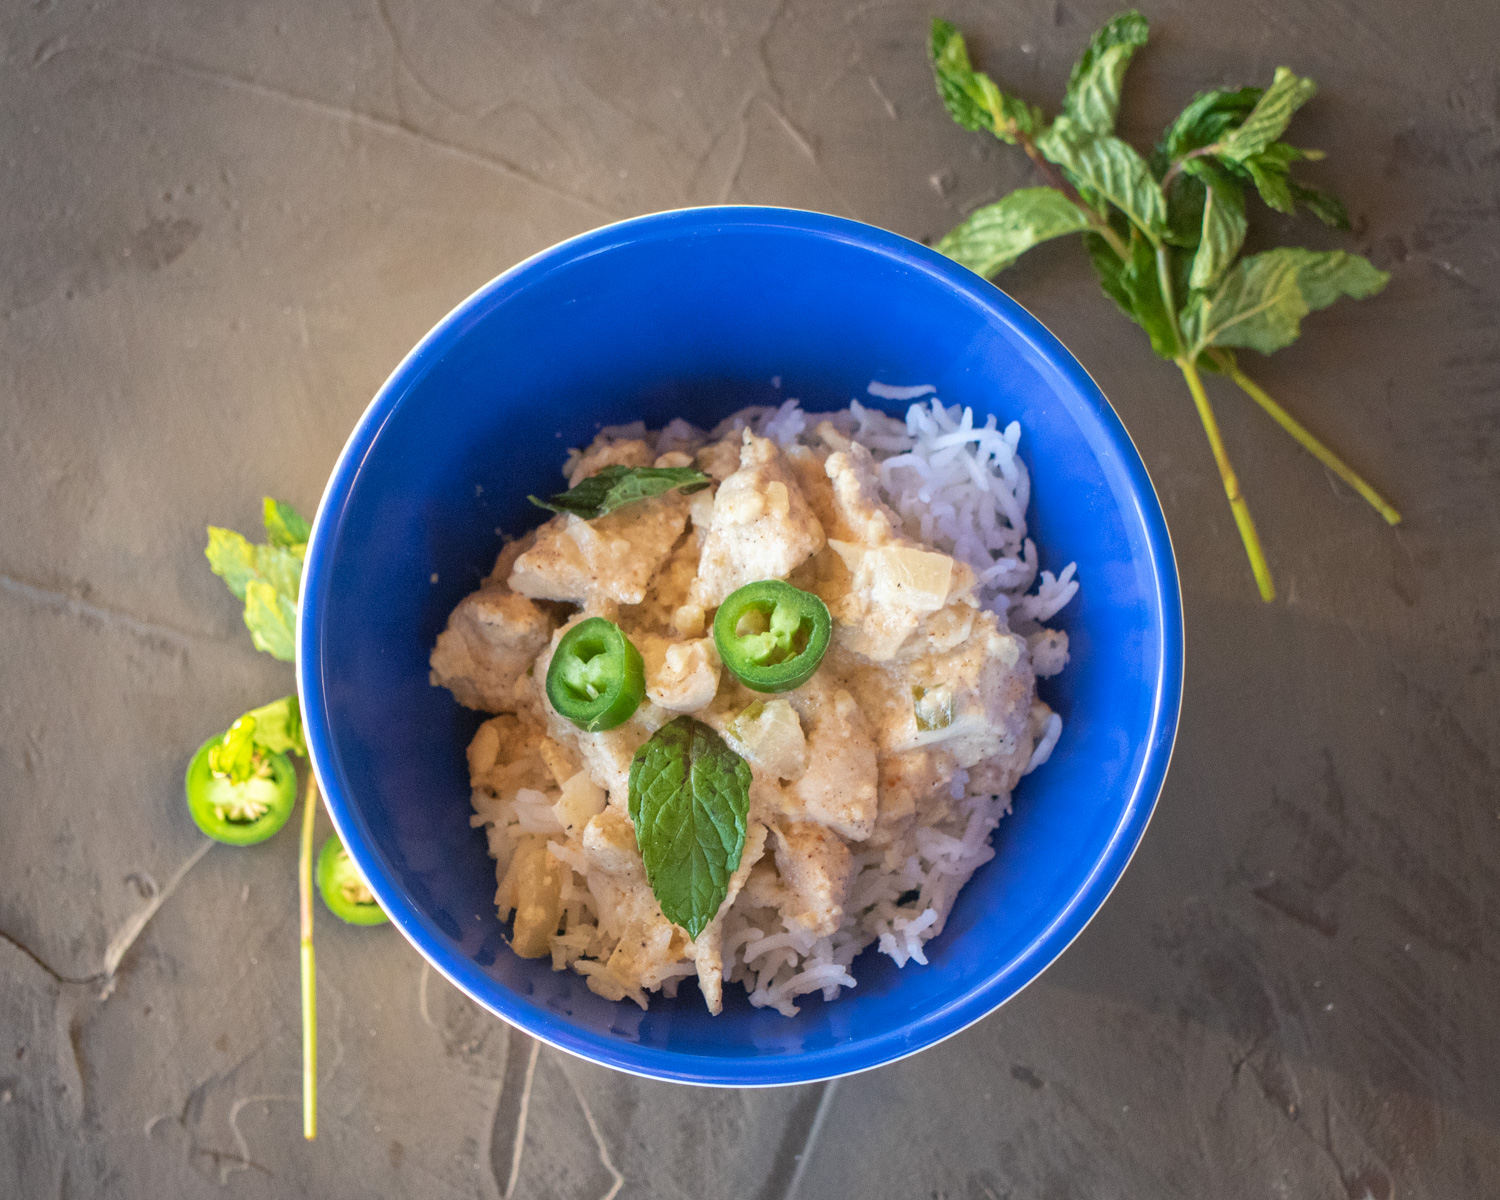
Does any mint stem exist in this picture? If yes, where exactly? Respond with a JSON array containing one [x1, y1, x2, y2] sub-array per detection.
[[299, 771, 318, 1140], [1176, 356, 1276, 601], [1213, 351, 1402, 525]]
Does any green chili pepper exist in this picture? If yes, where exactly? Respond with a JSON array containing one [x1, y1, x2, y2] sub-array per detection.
[[545, 617, 646, 731], [316, 834, 388, 925], [184, 733, 297, 845], [713, 580, 832, 693]]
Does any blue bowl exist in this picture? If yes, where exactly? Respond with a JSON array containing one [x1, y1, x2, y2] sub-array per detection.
[[298, 207, 1182, 1086]]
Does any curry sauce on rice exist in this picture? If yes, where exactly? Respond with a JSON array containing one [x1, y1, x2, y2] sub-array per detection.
[[429, 392, 1077, 1016]]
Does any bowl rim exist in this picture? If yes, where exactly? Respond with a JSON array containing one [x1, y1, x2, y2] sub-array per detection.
[[297, 204, 1184, 1087]]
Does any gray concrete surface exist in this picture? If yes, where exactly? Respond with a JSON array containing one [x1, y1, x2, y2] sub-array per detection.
[[3, 0, 1497, 1196]]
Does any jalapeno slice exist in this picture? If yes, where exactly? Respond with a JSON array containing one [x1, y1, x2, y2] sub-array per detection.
[[316, 834, 389, 925], [184, 734, 297, 845], [713, 580, 832, 693], [545, 617, 646, 732]]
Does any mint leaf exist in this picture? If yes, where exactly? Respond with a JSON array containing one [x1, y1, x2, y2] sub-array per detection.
[[1084, 231, 1135, 316], [1218, 68, 1317, 163], [1289, 181, 1350, 229], [244, 695, 305, 758], [1063, 10, 1149, 136], [529, 464, 710, 520], [1037, 118, 1168, 241], [1157, 86, 1262, 165], [1181, 247, 1389, 357], [928, 19, 1046, 144], [206, 527, 258, 601], [628, 716, 751, 939], [263, 497, 311, 549], [1183, 158, 1247, 290], [244, 579, 297, 661], [208, 696, 305, 784], [936, 187, 1092, 277]]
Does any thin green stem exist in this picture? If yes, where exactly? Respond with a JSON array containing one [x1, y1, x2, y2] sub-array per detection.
[[1159, 145, 1220, 193], [1176, 356, 1276, 601], [1155, 243, 1184, 356], [299, 771, 318, 1141], [1016, 134, 1131, 260], [1212, 352, 1402, 525]]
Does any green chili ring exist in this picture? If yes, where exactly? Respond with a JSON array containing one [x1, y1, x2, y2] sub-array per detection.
[[545, 617, 646, 732], [713, 580, 832, 693], [316, 835, 389, 925], [184, 734, 297, 845]]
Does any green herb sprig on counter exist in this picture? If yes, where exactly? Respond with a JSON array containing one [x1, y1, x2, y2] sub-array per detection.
[[191, 497, 387, 1142], [928, 11, 1400, 600]]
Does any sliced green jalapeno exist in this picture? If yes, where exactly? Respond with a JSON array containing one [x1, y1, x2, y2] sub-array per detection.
[[545, 617, 646, 732], [184, 733, 297, 845], [316, 834, 388, 925], [713, 580, 832, 693]]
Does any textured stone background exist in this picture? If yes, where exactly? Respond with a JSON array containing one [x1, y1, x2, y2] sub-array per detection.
[[2, 1, 1497, 1196]]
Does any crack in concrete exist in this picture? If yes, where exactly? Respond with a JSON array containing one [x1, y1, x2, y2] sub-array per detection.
[[560, 1066, 624, 1200], [0, 928, 95, 987], [77, 45, 623, 222], [102, 840, 213, 982], [0, 571, 210, 653], [782, 1079, 838, 1200], [502, 1037, 540, 1198]]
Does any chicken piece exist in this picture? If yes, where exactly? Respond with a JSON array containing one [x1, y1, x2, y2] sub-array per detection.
[[622, 532, 699, 637], [565, 436, 654, 488], [552, 769, 607, 838], [823, 442, 904, 545], [784, 679, 878, 840], [536, 737, 580, 788], [690, 822, 768, 1014], [785, 442, 838, 535], [496, 836, 564, 958], [581, 810, 689, 997], [509, 494, 689, 608], [826, 541, 961, 662], [639, 635, 722, 713], [772, 821, 853, 937], [899, 612, 1035, 771], [723, 697, 808, 782], [695, 436, 742, 482], [429, 585, 555, 713], [466, 714, 550, 795], [690, 431, 825, 608]]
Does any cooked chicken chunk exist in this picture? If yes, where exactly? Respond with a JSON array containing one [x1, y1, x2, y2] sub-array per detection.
[[690, 822, 768, 1014], [772, 821, 853, 937], [509, 495, 688, 608], [565, 436, 654, 487], [581, 810, 689, 998], [690, 432, 825, 608], [785, 679, 879, 840], [639, 635, 721, 713], [429, 586, 555, 713]]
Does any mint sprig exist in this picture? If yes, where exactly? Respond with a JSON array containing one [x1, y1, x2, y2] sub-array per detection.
[[530, 464, 711, 520], [627, 716, 751, 940], [205, 496, 307, 660], [928, 12, 1401, 600]]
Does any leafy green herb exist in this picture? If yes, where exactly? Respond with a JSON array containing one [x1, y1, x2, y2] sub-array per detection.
[[529, 464, 711, 520], [198, 496, 327, 1140], [1062, 10, 1148, 135], [206, 499, 307, 661], [208, 695, 306, 784], [627, 716, 751, 940], [927, 12, 1399, 601]]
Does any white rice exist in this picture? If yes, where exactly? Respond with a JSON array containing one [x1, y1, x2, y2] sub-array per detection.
[[477, 388, 1076, 1014]]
